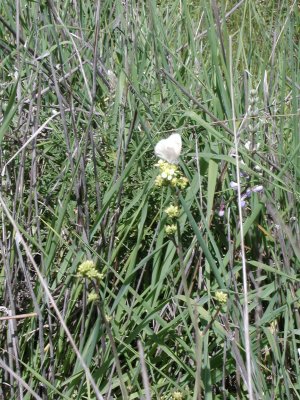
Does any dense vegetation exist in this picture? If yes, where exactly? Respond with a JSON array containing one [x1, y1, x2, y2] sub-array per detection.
[[0, 1, 299, 399]]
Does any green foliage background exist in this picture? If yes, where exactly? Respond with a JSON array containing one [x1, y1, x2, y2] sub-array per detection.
[[0, 0, 299, 399]]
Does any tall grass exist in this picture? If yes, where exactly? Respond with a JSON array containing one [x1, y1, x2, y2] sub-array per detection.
[[0, 0, 299, 399]]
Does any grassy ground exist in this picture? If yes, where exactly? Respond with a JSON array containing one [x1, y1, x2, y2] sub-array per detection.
[[0, 0, 299, 399]]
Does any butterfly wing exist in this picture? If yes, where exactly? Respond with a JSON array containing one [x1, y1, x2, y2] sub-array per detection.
[[168, 134, 182, 160], [154, 134, 182, 163], [154, 139, 168, 160]]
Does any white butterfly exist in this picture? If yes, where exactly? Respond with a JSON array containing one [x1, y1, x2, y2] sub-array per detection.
[[154, 133, 182, 164]]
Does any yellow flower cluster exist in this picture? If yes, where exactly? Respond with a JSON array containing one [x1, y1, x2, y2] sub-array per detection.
[[215, 291, 227, 304], [172, 392, 183, 400], [164, 204, 179, 235], [87, 291, 99, 302], [155, 160, 188, 189], [105, 314, 112, 322], [165, 224, 177, 235], [77, 260, 104, 281], [165, 204, 180, 218]]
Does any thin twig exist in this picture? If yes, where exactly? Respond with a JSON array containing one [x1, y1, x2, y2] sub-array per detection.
[[138, 341, 152, 400], [0, 312, 37, 321]]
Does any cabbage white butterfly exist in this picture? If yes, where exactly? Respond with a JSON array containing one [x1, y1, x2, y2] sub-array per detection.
[[154, 133, 182, 164]]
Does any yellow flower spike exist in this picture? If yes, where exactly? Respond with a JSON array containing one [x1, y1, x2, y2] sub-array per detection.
[[155, 175, 164, 187], [78, 260, 95, 275], [154, 159, 188, 190], [165, 204, 180, 219], [172, 391, 183, 400], [165, 224, 177, 235], [105, 314, 112, 322], [178, 176, 189, 189], [87, 292, 99, 303], [77, 260, 103, 282], [171, 177, 179, 187], [215, 291, 228, 305]]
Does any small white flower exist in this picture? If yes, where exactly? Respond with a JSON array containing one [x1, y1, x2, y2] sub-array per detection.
[[218, 209, 225, 217], [241, 193, 248, 201], [244, 141, 260, 152], [252, 185, 263, 193], [230, 181, 238, 190], [245, 141, 252, 151]]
